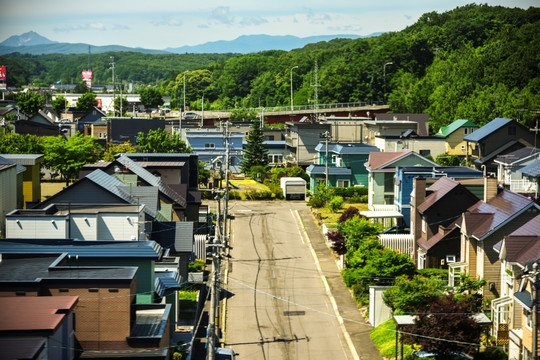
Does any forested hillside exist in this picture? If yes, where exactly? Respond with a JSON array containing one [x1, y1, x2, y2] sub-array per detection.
[[2, 4, 539, 131]]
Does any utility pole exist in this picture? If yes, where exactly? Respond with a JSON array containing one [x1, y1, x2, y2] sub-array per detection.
[[312, 60, 319, 122], [110, 56, 116, 116], [290, 65, 298, 111], [223, 121, 231, 246], [320, 131, 331, 186]]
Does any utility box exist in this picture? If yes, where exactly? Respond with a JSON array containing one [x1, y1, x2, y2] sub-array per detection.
[[280, 177, 307, 200]]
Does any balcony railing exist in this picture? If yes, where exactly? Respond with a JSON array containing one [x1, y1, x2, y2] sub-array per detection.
[[448, 262, 468, 288]]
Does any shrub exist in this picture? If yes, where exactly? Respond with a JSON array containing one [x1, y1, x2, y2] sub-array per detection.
[[339, 206, 359, 223], [188, 259, 205, 272], [307, 195, 326, 208], [327, 230, 347, 255], [228, 191, 242, 200], [329, 196, 344, 213]]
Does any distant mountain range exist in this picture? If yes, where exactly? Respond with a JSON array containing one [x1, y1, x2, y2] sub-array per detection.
[[0, 31, 379, 56]]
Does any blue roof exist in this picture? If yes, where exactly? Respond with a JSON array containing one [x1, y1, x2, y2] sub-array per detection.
[[315, 142, 380, 155], [155, 271, 183, 298], [463, 118, 514, 142], [306, 164, 352, 175], [520, 159, 540, 178], [0, 239, 163, 259]]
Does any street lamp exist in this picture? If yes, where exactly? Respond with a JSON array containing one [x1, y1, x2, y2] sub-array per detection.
[[383, 62, 393, 103], [290, 65, 298, 111]]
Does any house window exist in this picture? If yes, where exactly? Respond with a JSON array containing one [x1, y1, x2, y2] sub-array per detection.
[[464, 128, 468, 135], [526, 310, 533, 330], [267, 154, 283, 164], [98, 132, 107, 139], [337, 180, 350, 188], [418, 251, 426, 270], [205, 143, 215, 149], [446, 255, 456, 263], [422, 217, 427, 233], [332, 155, 338, 164], [419, 149, 431, 157], [523, 346, 532, 360]]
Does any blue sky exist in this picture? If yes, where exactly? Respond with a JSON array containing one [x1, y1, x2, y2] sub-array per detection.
[[1, 0, 538, 49]]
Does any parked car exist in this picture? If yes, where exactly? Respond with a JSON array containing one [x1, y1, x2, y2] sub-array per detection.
[[215, 347, 235, 360], [413, 351, 472, 359], [183, 112, 200, 120]]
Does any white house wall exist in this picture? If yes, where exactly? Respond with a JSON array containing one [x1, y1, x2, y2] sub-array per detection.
[[70, 215, 97, 240], [6, 217, 67, 238], [97, 214, 138, 240]]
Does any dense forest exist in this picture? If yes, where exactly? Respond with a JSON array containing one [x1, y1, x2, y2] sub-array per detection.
[[2, 4, 539, 132]]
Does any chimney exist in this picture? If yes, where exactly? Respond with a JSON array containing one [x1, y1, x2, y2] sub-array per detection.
[[484, 176, 498, 202], [413, 176, 426, 207]]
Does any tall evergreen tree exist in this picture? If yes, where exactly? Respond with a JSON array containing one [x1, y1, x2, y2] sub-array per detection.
[[241, 120, 268, 173]]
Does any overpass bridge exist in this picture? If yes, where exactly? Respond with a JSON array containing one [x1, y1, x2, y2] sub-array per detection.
[[166, 102, 390, 126]]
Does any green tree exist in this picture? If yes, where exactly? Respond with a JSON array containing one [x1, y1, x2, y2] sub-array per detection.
[[43, 133, 103, 184], [114, 96, 129, 116], [136, 128, 191, 153], [140, 87, 163, 109], [102, 142, 137, 161], [229, 108, 258, 122], [74, 81, 90, 93], [0, 133, 45, 153], [17, 92, 44, 115], [52, 95, 67, 114], [249, 165, 268, 183], [76, 92, 98, 113], [383, 274, 447, 313], [400, 294, 483, 357], [241, 120, 268, 173], [198, 161, 211, 187]]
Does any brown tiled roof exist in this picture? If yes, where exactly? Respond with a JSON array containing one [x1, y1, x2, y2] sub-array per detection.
[[503, 235, 540, 266], [510, 213, 540, 236], [418, 226, 460, 251], [463, 190, 534, 239], [417, 177, 460, 214], [82, 161, 112, 168], [0, 296, 78, 333], [366, 149, 412, 170]]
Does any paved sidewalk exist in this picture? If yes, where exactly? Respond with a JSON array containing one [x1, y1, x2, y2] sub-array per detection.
[[298, 208, 383, 360]]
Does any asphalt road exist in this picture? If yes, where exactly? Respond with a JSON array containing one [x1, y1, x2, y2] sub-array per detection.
[[223, 201, 355, 360]]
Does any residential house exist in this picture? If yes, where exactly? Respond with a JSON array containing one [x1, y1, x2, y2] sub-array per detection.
[[494, 147, 540, 194], [492, 214, 540, 354], [83, 116, 108, 146], [0, 153, 44, 208], [0, 296, 78, 360], [184, 130, 244, 173], [365, 149, 438, 211], [284, 121, 331, 166], [374, 113, 430, 136], [264, 140, 287, 167], [0, 156, 25, 237], [76, 107, 106, 133], [107, 117, 166, 145], [518, 159, 540, 197], [306, 142, 379, 192], [395, 166, 483, 228], [363, 119, 420, 146], [0, 254, 170, 357], [6, 203, 149, 241], [374, 130, 446, 159], [435, 119, 478, 156], [463, 117, 538, 174], [411, 176, 484, 269], [452, 189, 540, 302], [319, 116, 371, 143]]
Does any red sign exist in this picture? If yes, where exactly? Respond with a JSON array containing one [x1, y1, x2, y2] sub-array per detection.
[[0, 66, 5, 80], [82, 70, 93, 80], [96, 98, 102, 108]]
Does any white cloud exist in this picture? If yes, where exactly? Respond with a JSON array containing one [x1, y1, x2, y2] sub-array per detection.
[[239, 16, 268, 27], [211, 6, 233, 25]]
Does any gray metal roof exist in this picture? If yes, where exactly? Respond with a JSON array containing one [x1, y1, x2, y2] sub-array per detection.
[[463, 118, 514, 142], [0, 239, 163, 259], [520, 159, 540, 178], [0, 156, 26, 174], [117, 155, 187, 207], [306, 164, 352, 176], [0, 154, 44, 165], [315, 142, 380, 155]]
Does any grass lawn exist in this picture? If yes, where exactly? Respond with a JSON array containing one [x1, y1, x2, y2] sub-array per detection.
[[370, 319, 413, 359], [316, 202, 369, 223]]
